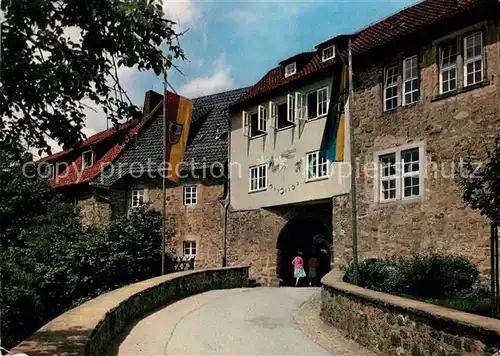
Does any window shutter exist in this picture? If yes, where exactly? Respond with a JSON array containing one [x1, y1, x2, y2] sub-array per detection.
[[269, 101, 277, 128], [242, 111, 249, 137]]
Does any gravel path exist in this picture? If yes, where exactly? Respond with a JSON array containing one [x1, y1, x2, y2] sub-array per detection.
[[107, 287, 375, 356]]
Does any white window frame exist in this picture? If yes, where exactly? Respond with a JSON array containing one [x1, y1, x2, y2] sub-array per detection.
[[374, 142, 425, 203], [130, 189, 146, 208], [383, 65, 399, 111], [295, 92, 306, 121], [81, 150, 94, 169], [463, 31, 484, 87], [287, 94, 295, 123], [316, 86, 329, 117], [322, 46, 335, 62], [249, 164, 267, 192], [306, 150, 329, 181], [183, 185, 197, 205], [269, 101, 277, 129], [402, 56, 419, 105], [284, 62, 297, 78], [242, 111, 249, 137], [257, 105, 267, 132], [183, 240, 197, 258], [379, 153, 397, 202], [439, 42, 458, 94]]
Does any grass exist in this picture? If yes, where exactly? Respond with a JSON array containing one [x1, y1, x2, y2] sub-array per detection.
[[405, 295, 495, 318]]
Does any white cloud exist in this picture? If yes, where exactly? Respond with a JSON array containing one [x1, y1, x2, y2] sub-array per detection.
[[179, 58, 235, 98], [162, 0, 202, 30]]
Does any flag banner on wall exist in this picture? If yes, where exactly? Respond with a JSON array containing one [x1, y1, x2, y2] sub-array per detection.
[[164, 91, 193, 183], [320, 63, 348, 162]]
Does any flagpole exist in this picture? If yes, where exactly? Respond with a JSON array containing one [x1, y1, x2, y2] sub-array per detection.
[[348, 38, 359, 284], [161, 68, 167, 276]]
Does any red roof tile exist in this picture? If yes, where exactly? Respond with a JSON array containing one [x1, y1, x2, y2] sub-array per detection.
[[234, 0, 484, 106], [47, 101, 163, 189]]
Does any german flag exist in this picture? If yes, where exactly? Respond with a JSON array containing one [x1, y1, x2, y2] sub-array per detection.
[[164, 91, 193, 183]]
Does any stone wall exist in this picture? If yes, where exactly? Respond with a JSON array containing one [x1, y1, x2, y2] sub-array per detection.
[[114, 177, 226, 269], [77, 188, 112, 227], [227, 201, 332, 286], [321, 270, 500, 356], [334, 17, 500, 272], [10, 267, 249, 356]]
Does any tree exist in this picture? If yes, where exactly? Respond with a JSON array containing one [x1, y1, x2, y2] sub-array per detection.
[[0, 0, 184, 156], [458, 134, 500, 316], [0, 150, 175, 348]]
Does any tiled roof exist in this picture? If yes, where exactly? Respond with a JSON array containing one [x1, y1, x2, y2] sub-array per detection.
[[38, 120, 136, 163], [47, 102, 162, 188], [93, 87, 249, 187], [349, 0, 482, 55], [233, 0, 485, 107]]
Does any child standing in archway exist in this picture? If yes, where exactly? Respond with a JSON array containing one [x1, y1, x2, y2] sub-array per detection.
[[292, 252, 306, 287]]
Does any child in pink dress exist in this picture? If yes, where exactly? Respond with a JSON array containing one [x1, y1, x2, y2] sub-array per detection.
[[291, 252, 306, 287]]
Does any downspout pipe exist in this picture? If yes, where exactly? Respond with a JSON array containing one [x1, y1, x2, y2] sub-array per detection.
[[221, 111, 232, 267]]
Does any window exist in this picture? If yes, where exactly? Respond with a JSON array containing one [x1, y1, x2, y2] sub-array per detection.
[[403, 56, 419, 105], [464, 32, 483, 86], [322, 46, 335, 62], [379, 153, 397, 201], [306, 151, 328, 181], [284, 62, 296, 78], [183, 241, 196, 257], [377, 146, 421, 202], [384, 65, 399, 111], [183, 185, 197, 205], [275, 102, 293, 129], [82, 150, 94, 169], [287, 94, 295, 123], [242, 110, 266, 138], [258, 105, 267, 132], [249, 164, 267, 192], [295, 92, 307, 120], [307, 87, 329, 120], [440, 42, 457, 94], [130, 189, 145, 208]]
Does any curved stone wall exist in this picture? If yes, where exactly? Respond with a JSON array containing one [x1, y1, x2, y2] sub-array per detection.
[[321, 270, 500, 355], [10, 267, 249, 356]]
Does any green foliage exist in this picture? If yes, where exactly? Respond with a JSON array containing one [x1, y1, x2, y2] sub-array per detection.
[[0, 152, 174, 348], [344, 253, 479, 299], [458, 135, 500, 224], [0, 0, 185, 155]]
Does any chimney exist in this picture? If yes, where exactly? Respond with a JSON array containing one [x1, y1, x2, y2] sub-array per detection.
[[143, 90, 163, 116]]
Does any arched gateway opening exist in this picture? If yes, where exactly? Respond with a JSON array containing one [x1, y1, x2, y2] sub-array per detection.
[[276, 217, 332, 286]]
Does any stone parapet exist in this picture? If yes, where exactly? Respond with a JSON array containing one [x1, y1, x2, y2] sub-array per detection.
[[321, 270, 500, 355], [10, 267, 249, 356]]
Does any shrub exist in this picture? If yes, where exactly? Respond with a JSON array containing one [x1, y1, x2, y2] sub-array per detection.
[[344, 252, 479, 299], [343, 258, 399, 293], [397, 253, 479, 299]]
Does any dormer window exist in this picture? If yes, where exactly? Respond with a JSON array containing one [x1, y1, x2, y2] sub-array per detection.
[[284, 62, 296, 78], [322, 46, 335, 62], [82, 150, 94, 169]]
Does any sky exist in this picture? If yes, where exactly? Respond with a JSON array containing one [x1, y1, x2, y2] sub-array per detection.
[[46, 0, 420, 154]]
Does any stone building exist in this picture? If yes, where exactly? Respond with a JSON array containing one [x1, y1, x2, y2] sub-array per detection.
[[331, 0, 500, 273], [226, 0, 500, 285], [227, 41, 352, 286], [93, 88, 248, 269], [38, 90, 163, 226]]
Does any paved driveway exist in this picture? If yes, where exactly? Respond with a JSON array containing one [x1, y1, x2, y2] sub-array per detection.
[[107, 287, 374, 356]]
